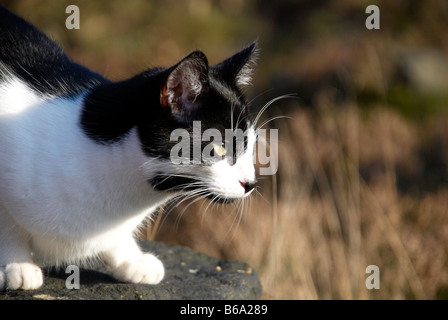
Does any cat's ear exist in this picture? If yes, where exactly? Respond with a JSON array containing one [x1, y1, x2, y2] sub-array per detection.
[[214, 42, 259, 88], [161, 51, 209, 123]]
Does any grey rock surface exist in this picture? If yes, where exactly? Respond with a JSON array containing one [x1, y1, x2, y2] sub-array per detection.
[[0, 241, 262, 300]]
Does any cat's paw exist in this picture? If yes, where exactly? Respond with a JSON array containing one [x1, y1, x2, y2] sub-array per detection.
[[111, 253, 164, 285], [0, 262, 43, 290]]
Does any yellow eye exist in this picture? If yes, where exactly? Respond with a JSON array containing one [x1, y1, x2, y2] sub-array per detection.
[[213, 143, 227, 157]]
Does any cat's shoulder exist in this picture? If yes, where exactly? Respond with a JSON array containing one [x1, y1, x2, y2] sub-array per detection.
[[0, 5, 107, 96]]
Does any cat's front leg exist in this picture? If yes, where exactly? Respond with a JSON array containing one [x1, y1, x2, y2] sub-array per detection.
[[0, 213, 43, 290], [100, 237, 164, 285], [0, 262, 43, 290]]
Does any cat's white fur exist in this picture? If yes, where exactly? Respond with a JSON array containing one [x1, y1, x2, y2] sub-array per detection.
[[0, 74, 256, 290]]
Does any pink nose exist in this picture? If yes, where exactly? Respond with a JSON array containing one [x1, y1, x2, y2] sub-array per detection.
[[239, 180, 256, 193]]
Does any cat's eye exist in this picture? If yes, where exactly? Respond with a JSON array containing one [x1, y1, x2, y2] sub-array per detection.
[[213, 143, 227, 157]]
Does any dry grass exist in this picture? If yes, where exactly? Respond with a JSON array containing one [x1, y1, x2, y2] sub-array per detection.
[[152, 99, 448, 300]]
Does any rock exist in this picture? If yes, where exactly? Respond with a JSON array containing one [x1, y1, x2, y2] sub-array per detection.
[[0, 241, 262, 300]]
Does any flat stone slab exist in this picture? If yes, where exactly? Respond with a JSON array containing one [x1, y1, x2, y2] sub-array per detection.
[[0, 241, 262, 300]]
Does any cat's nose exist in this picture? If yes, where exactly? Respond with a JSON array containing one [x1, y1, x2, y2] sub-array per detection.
[[239, 180, 257, 194]]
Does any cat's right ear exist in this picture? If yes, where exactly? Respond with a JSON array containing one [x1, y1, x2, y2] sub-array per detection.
[[213, 42, 259, 89], [160, 51, 209, 123]]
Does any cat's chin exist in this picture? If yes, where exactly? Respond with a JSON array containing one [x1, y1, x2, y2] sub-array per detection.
[[206, 194, 239, 204]]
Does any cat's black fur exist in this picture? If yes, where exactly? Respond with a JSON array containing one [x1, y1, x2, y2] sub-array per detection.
[[0, 6, 105, 96]]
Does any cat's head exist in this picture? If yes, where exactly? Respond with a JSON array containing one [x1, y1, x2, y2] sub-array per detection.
[[140, 43, 259, 203]]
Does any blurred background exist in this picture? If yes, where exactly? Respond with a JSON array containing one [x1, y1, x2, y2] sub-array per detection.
[[3, 0, 448, 299]]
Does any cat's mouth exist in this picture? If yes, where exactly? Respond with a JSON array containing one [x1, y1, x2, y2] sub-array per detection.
[[150, 175, 197, 192], [150, 175, 244, 204]]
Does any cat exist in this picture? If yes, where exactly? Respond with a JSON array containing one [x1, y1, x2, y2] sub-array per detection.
[[0, 6, 258, 290]]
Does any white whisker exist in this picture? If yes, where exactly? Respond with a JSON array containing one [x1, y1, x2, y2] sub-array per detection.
[[253, 94, 298, 128], [257, 115, 295, 131]]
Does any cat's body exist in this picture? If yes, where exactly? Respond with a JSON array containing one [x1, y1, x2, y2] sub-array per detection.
[[0, 6, 257, 290]]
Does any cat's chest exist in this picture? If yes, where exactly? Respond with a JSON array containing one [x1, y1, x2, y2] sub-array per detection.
[[0, 78, 168, 226]]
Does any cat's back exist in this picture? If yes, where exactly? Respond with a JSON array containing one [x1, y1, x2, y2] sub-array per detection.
[[0, 5, 66, 72], [0, 5, 106, 97], [0, 6, 109, 183]]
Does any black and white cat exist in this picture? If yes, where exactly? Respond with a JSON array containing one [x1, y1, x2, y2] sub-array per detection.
[[0, 6, 258, 290]]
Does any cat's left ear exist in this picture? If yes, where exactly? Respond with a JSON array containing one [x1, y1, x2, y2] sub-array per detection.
[[213, 42, 259, 88], [161, 51, 209, 123]]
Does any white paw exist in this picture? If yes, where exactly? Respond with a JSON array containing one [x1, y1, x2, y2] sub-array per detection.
[[111, 253, 164, 285], [0, 262, 43, 290]]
